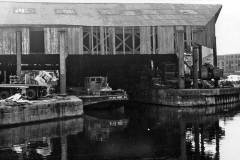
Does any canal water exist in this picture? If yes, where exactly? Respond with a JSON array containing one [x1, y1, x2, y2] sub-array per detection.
[[0, 102, 240, 160]]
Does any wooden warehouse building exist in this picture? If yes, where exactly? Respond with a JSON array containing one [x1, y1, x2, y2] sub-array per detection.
[[0, 2, 221, 94]]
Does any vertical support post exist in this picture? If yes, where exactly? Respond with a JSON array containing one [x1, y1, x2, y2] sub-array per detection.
[[16, 31, 22, 77], [132, 27, 135, 54], [90, 26, 94, 55], [123, 27, 125, 55], [140, 27, 146, 54], [21, 28, 30, 55], [59, 31, 66, 95], [109, 27, 116, 55], [100, 26, 105, 55], [198, 45, 202, 79], [104, 27, 108, 55], [177, 30, 185, 89], [193, 46, 199, 89], [146, 27, 151, 54], [78, 26, 83, 55], [213, 36, 218, 87], [213, 36, 217, 68], [152, 26, 156, 54], [186, 26, 192, 47], [3, 71, 7, 83]]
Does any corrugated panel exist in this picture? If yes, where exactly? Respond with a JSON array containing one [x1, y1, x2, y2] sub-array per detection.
[[0, 2, 221, 26]]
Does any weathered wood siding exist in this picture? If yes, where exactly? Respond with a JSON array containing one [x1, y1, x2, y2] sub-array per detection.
[[22, 28, 30, 55], [157, 26, 175, 54], [140, 26, 151, 54], [192, 17, 215, 49], [0, 29, 16, 55], [44, 28, 59, 54], [0, 23, 216, 56]]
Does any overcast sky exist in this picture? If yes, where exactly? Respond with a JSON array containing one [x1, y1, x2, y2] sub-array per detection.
[[2, 0, 239, 55]]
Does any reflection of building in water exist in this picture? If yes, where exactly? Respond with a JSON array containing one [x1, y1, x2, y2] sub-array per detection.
[[134, 103, 226, 160], [0, 103, 237, 160], [0, 117, 83, 160], [11, 137, 52, 160], [84, 114, 129, 142]]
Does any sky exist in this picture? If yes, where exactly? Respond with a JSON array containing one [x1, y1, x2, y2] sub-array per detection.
[[1, 0, 240, 55]]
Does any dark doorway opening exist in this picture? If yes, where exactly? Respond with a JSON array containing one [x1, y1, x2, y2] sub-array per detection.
[[30, 29, 44, 53]]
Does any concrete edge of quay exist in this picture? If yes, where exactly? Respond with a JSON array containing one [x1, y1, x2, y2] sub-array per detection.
[[0, 95, 83, 126]]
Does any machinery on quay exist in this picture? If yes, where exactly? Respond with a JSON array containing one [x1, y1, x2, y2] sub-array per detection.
[[0, 71, 58, 100]]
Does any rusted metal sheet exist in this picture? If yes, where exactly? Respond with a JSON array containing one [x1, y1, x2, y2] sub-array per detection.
[[0, 2, 221, 26]]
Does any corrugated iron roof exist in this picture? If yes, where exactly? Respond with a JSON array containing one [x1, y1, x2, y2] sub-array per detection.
[[0, 2, 222, 26]]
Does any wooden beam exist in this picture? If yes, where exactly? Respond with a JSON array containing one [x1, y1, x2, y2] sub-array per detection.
[[213, 35, 217, 67], [67, 28, 72, 55], [3, 71, 6, 83], [177, 30, 185, 89], [193, 46, 199, 88], [213, 35, 218, 87], [78, 26, 83, 55], [186, 26, 192, 47], [123, 27, 125, 55], [198, 45, 202, 78], [132, 27, 135, 54], [157, 26, 174, 54], [100, 26, 104, 55], [72, 28, 76, 55], [44, 28, 51, 54], [152, 26, 156, 54], [104, 27, 108, 55], [59, 31, 66, 94], [110, 27, 116, 55], [90, 26, 94, 55], [0, 29, 3, 55], [16, 31, 22, 77], [146, 27, 151, 54], [21, 28, 29, 55], [140, 27, 146, 54]]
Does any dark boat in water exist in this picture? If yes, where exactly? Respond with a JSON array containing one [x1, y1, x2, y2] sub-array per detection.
[[69, 76, 128, 107]]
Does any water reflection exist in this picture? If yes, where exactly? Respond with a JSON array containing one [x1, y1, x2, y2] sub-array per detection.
[[0, 102, 240, 160], [84, 106, 129, 142]]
